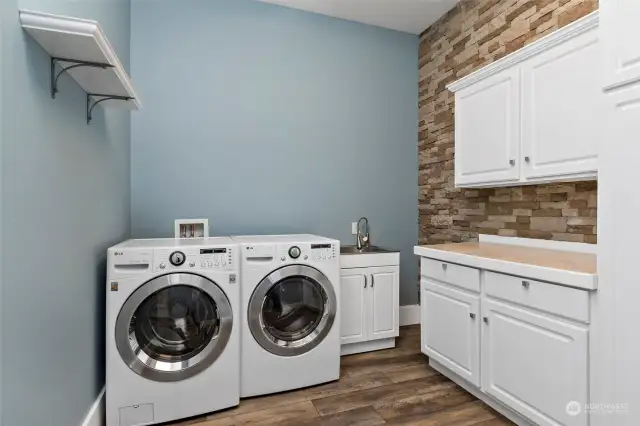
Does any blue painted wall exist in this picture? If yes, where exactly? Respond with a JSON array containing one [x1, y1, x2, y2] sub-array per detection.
[[1, 0, 131, 425], [131, 0, 420, 304]]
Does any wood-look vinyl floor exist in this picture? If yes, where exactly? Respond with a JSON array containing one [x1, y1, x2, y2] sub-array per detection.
[[170, 326, 514, 426]]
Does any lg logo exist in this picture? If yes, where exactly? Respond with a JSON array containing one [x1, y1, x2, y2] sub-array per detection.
[[114, 252, 124, 256]]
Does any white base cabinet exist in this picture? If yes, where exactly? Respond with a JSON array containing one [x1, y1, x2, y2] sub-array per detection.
[[419, 257, 592, 426], [340, 265, 399, 355]]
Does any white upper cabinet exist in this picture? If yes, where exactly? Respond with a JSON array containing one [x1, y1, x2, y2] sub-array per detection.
[[521, 26, 601, 181], [601, 0, 640, 90], [455, 67, 521, 186], [448, 12, 599, 188]]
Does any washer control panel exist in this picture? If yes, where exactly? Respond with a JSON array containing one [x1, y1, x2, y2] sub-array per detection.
[[155, 246, 235, 272], [309, 243, 337, 261], [273, 243, 337, 262]]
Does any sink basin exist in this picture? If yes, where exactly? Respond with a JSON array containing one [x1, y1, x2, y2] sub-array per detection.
[[340, 245, 397, 255]]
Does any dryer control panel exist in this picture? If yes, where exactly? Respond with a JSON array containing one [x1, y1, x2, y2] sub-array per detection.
[[154, 246, 235, 272]]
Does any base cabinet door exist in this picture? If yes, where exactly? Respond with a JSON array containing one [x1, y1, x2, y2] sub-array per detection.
[[482, 299, 588, 426], [369, 267, 400, 340], [340, 271, 368, 345], [521, 27, 600, 181], [422, 280, 480, 386]]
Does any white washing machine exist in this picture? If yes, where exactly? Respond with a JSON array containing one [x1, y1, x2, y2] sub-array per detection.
[[232, 234, 341, 397], [106, 238, 240, 426]]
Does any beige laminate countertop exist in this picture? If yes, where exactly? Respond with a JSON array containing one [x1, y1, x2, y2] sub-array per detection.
[[421, 242, 596, 274], [414, 240, 598, 290]]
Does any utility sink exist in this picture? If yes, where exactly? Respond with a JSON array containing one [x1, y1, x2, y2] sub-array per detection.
[[340, 245, 400, 269], [340, 245, 396, 255]]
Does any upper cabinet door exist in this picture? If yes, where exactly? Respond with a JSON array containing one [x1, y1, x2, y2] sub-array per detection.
[[454, 67, 521, 187], [369, 267, 399, 341], [339, 271, 368, 345], [482, 299, 588, 426], [521, 28, 600, 181], [422, 280, 480, 386], [602, 0, 640, 90]]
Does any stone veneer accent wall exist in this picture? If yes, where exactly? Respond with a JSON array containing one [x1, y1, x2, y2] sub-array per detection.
[[418, 0, 598, 245]]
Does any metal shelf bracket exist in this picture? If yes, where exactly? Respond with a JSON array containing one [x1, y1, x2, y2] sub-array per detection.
[[51, 57, 114, 99], [86, 94, 133, 124]]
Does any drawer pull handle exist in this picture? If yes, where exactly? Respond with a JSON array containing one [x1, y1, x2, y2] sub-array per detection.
[[364, 275, 367, 288], [441, 263, 447, 271], [483, 317, 489, 324], [469, 313, 476, 319], [371, 275, 375, 287], [522, 281, 530, 289]]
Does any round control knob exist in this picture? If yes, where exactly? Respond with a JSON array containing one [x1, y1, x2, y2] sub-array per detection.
[[169, 251, 186, 266], [289, 246, 301, 259], [189, 261, 196, 267], [159, 263, 166, 269]]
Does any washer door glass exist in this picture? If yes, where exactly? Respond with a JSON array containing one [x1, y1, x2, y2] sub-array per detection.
[[116, 273, 233, 382], [132, 285, 217, 362], [249, 265, 336, 357]]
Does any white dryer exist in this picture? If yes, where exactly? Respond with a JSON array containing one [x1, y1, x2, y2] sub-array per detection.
[[232, 234, 341, 397], [106, 238, 239, 426]]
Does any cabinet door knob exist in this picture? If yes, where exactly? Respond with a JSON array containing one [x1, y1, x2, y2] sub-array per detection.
[[371, 275, 375, 287], [525, 156, 531, 163], [469, 313, 476, 319], [483, 317, 489, 324], [522, 280, 530, 289], [509, 159, 515, 166]]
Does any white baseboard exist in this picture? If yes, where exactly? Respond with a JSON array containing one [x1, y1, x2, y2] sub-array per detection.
[[400, 304, 420, 326], [81, 386, 105, 426]]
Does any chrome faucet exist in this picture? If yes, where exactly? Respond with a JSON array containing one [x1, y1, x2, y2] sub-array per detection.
[[356, 217, 370, 250]]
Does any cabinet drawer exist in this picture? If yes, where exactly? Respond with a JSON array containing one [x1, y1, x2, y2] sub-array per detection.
[[420, 258, 480, 292], [484, 271, 589, 323]]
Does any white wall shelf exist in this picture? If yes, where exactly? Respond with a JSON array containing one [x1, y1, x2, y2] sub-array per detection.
[[19, 10, 141, 124]]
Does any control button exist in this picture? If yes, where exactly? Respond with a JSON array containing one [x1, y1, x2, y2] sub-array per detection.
[[159, 263, 166, 269], [169, 251, 186, 266], [281, 256, 286, 261], [207, 262, 213, 267], [304, 255, 308, 260], [201, 262, 206, 267], [288, 246, 301, 259], [189, 261, 195, 267]]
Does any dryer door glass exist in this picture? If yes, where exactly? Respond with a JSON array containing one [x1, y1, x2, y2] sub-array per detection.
[[249, 265, 337, 357], [115, 273, 233, 382], [263, 276, 324, 342]]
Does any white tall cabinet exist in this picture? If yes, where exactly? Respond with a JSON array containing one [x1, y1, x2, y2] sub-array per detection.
[[596, 2, 640, 425]]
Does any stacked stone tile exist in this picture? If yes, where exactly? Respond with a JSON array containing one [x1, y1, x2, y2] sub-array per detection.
[[418, 0, 598, 245]]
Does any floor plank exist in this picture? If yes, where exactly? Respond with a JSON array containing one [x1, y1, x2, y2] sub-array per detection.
[[385, 400, 500, 426], [164, 326, 514, 426], [197, 401, 318, 426], [311, 375, 451, 415], [383, 363, 441, 383], [278, 406, 386, 426]]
